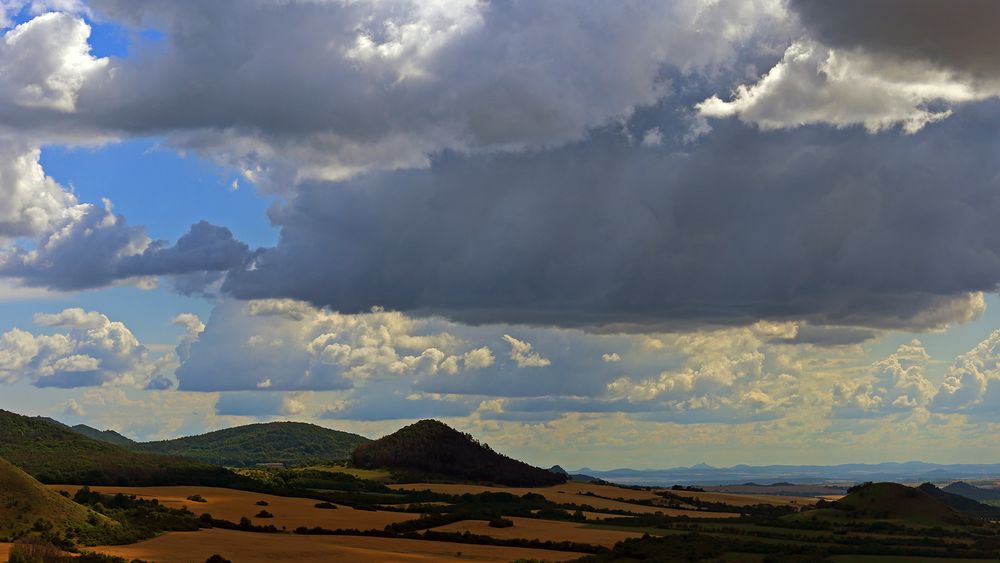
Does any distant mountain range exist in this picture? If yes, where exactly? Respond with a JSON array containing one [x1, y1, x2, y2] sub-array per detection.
[[571, 462, 1000, 486]]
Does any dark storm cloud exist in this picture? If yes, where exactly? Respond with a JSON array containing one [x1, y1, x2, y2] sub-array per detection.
[[789, 0, 1000, 77], [224, 102, 1000, 331], [0, 209, 249, 290]]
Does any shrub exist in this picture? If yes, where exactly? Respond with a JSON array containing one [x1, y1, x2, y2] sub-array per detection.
[[255, 510, 274, 519], [489, 517, 514, 528], [186, 494, 207, 503], [205, 556, 232, 563], [255, 500, 269, 506], [9, 539, 62, 563]]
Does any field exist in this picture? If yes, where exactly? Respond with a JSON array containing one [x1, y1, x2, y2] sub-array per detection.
[[389, 481, 739, 517], [47, 485, 415, 531], [433, 516, 642, 547], [85, 528, 585, 562], [665, 489, 815, 508]]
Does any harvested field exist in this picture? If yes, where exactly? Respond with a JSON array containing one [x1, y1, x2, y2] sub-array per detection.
[[666, 489, 816, 508], [434, 516, 642, 547], [89, 528, 584, 562], [0, 543, 8, 561], [47, 485, 415, 531], [389, 482, 737, 518]]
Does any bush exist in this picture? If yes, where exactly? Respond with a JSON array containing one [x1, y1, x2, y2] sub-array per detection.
[[9, 539, 63, 563], [489, 517, 514, 528], [255, 510, 274, 519], [186, 494, 207, 503], [315, 502, 338, 509], [205, 556, 232, 563], [255, 500, 269, 506]]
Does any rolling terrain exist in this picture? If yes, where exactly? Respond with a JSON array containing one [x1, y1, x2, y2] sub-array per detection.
[[0, 410, 247, 487], [69, 420, 370, 467], [1, 411, 999, 562]]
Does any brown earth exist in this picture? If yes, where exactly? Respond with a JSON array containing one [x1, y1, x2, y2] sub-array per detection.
[[389, 482, 738, 518], [87, 528, 584, 562], [434, 516, 642, 547], [47, 485, 415, 532]]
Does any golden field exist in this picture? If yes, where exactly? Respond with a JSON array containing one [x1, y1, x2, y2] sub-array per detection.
[[389, 481, 742, 518], [47, 485, 415, 531]]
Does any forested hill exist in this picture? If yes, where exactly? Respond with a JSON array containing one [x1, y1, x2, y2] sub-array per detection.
[[132, 421, 370, 467], [352, 419, 565, 486], [0, 410, 247, 487], [71, 424, 137, 447]]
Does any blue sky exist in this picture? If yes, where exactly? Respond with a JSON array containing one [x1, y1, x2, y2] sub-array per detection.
[[1, 0, 1000, 469]]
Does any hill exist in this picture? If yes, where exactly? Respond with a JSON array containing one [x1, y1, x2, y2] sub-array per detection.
[[917, 483, 1000, 519], [0, 457, 109, 541], [351, 419, 565, 486], [132, 421, 370, 466], [943, 481, 1000, 502], [792, 482, 966, 527], [71, 424, 137, 447], [0, 410, 247, 487]]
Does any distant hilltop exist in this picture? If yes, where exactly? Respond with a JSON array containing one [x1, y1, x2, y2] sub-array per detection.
[[571, 461, 1000, 486]]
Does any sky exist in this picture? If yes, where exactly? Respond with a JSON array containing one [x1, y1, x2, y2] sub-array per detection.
[[1, 0, 1000, 470]]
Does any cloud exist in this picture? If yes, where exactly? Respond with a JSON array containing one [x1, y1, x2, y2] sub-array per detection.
[[0, 198, 249, 290], [831, 340, 933, 418], [0, 1, 789, 188], [0, 307, 168, 387], [701, 2, 1000, 133], [502, 334, 551, 368], [224, 103, 998, 332], [176, 299, 495, 392], [931, 329, 1000, 414], [697, 41, 990, 133], [788, 0, 1000, 80], [0, 12, 107, 112], [215, 391, 311, 418], [0, 140, 79, 240]]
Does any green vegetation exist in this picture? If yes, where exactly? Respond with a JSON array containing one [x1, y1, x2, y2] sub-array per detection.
[[790, 482, 967, 527], [0, 457, 111, 543], [69, 425, 137, 448], [352, 419, 566, 486], [131, 421, 370, 467], [0, 410, 250, 487]]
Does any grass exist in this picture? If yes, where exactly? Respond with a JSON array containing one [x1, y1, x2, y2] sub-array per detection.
[[303, 465, 393, 482]]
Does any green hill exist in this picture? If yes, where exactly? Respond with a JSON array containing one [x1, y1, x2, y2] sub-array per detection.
[[0, 457, 111, 542], [0, 410, 247, 487], [131, 421, 369, 467], [351, 419, 566, 486], [70, 424, 137, 448], [792, 482, 967, 527]]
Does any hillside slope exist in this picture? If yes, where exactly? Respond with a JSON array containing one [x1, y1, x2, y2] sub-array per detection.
[[792, 482, 966, 526], [0, 410, 246, 487], [352, 419, 565, 486], [70, 424, 137, 448], [943, 481, 1000, 502], [0, 457, 107, 541], [917, 483, 1000, 518], [133, 421, 369, 466]]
